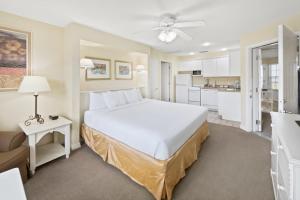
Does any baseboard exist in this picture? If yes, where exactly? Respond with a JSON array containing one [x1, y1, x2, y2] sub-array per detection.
[[71, 142, 81, 150], [240, 124, 251, 132]]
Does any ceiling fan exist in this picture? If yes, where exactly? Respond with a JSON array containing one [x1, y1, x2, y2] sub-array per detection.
[[152, 14, 205, 43]]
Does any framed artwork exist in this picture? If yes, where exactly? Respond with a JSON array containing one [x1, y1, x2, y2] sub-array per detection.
[[0, 27, 31, 91], [115, 60, 133, 80], [85, 57, 111, 80]]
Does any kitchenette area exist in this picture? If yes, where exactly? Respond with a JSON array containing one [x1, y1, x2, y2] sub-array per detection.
[[176, 50, 241, 127]]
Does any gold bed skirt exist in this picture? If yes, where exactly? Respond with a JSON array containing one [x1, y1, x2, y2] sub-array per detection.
[[81, 121, 209, 200]]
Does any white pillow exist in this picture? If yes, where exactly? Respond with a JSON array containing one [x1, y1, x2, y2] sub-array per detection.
[[124, 89, 143, 103], [136, 89, 143, 101], [103, 91, 127, 109], [89, 92, 107, 110]]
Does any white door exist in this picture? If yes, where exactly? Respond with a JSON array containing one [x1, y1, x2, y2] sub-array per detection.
[[278, 25, 299, 113], [258, 50, 263, 131], [161, 62, 171, 101], [252, 48, 263, 131]]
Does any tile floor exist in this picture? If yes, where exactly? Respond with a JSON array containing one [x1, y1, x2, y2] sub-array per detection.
[[207, 111, 241, 128]]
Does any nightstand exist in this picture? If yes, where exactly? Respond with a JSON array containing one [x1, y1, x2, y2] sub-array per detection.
[[19, 116, 72, 175]]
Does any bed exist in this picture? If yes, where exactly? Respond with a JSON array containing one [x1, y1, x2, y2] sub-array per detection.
[[81, 89, 209, 200]]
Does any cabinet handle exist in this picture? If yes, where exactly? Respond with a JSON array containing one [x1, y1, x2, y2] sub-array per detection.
[[277, 184, 285, 191], [270, 151, 277, 156]]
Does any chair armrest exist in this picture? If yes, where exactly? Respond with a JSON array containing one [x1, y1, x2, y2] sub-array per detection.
[[0, 146, 29, 172], [0, 132, 26, 152]]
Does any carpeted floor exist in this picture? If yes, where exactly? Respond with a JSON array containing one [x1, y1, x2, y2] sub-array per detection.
[[24, 123, 274, 200]]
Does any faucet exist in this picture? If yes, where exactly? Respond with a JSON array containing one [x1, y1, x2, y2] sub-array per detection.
[[205, 78, 209, 87]]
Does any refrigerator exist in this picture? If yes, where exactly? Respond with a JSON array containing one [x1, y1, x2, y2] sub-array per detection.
[[176, 74, 192, 103]]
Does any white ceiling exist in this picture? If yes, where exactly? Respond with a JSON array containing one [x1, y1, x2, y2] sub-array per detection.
[[1, 0, 300, 54]]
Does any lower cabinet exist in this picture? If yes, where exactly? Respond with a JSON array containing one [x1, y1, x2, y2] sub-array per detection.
[[218, 92, 241, 122], [201, 89, 218, 111]]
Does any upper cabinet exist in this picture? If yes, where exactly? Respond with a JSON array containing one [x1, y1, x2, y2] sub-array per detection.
[[216, 56, 229, 76], [203, 56, 229, 77], [229, 50, 240, 76], [202, 59, 217, 77], [177, 50, 241, 77], [177, 60, 202, 71]]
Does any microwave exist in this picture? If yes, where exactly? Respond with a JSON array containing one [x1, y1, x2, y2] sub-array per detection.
[[192, 70, 202, 75]]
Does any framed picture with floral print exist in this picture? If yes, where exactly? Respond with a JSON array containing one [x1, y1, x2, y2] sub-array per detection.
[[115, 60, 132, 80], [0, 27, 31, 91], [85, 57, 111, 80]]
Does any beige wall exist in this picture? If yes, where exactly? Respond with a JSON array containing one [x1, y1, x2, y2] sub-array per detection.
[[80, 45, 148, 92], [0, 11, 65, 133], [149, 49, 178, 101], [240, 13, 300, 131]]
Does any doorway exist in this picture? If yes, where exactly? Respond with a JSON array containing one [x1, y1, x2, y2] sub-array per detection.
[[252, 43, 279, 138], [161, 61, 171, 102]]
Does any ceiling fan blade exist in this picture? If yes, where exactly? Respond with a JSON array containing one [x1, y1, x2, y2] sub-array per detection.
[[174, 20, 206, 28], [173, 29, 192, 41]]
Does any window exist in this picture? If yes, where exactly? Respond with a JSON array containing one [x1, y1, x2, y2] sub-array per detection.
[[270, 64, 279, 89]]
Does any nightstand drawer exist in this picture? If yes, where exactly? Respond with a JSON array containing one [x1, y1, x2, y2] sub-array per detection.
[[278, 165, 289, 200]]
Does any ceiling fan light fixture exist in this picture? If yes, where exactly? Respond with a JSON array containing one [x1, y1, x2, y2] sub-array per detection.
[[158, 30, 177, 43], [202, 42, 211, 47]]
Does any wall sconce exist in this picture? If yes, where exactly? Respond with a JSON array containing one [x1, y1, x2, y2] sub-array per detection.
[[80, 58, 94, 69], [136, 65, 145, 72]]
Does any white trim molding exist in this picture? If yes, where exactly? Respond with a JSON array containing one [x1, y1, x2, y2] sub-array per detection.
[[243, 38, 278, 133]]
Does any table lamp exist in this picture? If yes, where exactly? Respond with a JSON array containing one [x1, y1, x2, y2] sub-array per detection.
[[18, 76, 51, 126]]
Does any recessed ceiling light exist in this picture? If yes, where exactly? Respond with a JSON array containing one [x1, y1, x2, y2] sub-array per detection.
[[221, 48, 228, 51], [202, 42, 211, 47], [189, 52, 195, 55]]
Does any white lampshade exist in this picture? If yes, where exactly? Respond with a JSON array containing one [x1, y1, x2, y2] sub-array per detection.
[[80, 58, 94, 69], [18, 76, 51, 94], [158, 30, 177, 43]]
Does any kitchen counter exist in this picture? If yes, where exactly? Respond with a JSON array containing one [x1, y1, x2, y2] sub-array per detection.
[[193, 85, 240, 92]]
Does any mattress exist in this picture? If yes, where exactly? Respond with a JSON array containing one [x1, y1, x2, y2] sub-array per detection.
[[84, 99, 208, 160]]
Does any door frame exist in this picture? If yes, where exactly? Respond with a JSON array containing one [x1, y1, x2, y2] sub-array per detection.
[[161, 61, 172, 102], [243, 38, 278, 132]]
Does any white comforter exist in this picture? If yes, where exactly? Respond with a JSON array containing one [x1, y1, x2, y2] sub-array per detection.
[[84, 99, 208, 160]]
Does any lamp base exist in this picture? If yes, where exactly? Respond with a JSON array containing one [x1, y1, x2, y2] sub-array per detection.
[[24, 114, 45, 126]]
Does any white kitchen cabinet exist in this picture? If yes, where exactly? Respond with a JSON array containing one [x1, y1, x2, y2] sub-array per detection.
[[201, 89, 218, 111], [216, 56, 229, 77], [229, 50, 240, 76], [202, 59, 217, 77], [218, 92, 241, 122], [178, 60, 202, 71]]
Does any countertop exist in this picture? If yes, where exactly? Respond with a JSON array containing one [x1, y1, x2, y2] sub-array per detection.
[[192, 85, 241, 92]]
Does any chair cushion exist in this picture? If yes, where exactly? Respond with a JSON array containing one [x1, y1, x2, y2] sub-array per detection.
[[0, 146, 29, 171]]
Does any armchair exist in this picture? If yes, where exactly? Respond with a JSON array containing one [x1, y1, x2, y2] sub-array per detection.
[[0, 131, 29, 183]]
